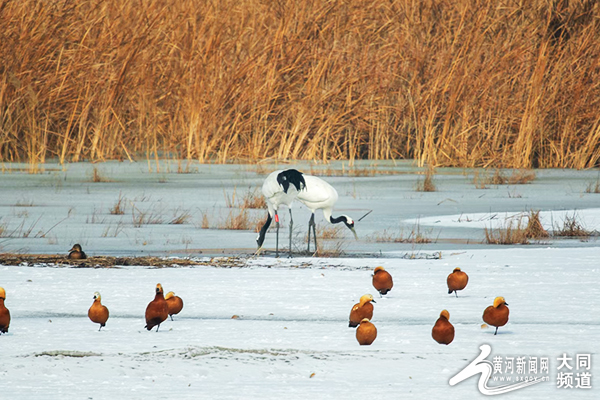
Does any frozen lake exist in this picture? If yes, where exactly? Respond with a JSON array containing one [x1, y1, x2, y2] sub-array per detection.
[[0, 160, 599, 399], [1, 160, 599, 256]]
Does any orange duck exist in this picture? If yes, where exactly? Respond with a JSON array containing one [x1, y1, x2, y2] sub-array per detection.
[[431, 309, 455, 345], [68, 244, 87, 260], [483, 296, 509, 335], [356, 318, 377, 345], [145, 283, 169, 332], [88, 291, 109, 331], [165, 291, 184, 321], [447, 267, 468, 297], [372, 266, 393, 296], [349, 294, 375, 328], [0, 287, 10, 334]]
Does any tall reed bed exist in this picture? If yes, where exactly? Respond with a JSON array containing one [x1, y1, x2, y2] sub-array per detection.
[[1, 0, 599, 168]]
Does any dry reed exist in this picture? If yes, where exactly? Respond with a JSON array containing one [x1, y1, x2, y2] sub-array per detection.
[[200, 212, 210, 229], [473, 168, 536, 187], [585, 177, 600, 193], [1, 1, 599, 168], [313, 241, 346, 258], [484, 220, 530, 245], [524, 210, 549, 238], [553, 212, 592, 237], [220, 209, 262, 231], [305, 225, 343, 242], [508, 170, 537, 184], [169, 208, 192, 225], [370, 221, 432, 243], [109, 193, 126, 215], [416, 166, 436, 192], [226, 187, 267, 209], [240, 189, 267, 209], [484, 211, 549, 244], [90, 167, 111, 183]]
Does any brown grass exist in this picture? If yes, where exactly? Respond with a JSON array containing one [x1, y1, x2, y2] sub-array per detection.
[[585, 177, 600, 193], [240, 189, 267, 209], [200, 212, 210, 229], [308, 165, 404, 177], [0, 253, 250, 268], [484, 211, 550, 244], [490, 170, 508, 185], [370, 221, 432, 244], [473, 169, 536, 188], [508, 170, 536, 184], [109, 192, 126, 215], [176, 160, 197, 174], [313, 241, 346, 258], [169, 208, 192, 225], [553, 212, 592, 237], [102, 221, 125, 237], [15, 199, 35, 207], [90, 167, 111, 183], [132, 209, 163, 227], [484, 219, 530, 245], [472, 170, 489, 189], [524, 210, 549, 238], [0, 216, 44, 238], [305, 225, 344, 242], [2, 1, 600, 168], [416, 166, 436, 192], [225, 187, 267, 209], [220, 209, 263, 231]]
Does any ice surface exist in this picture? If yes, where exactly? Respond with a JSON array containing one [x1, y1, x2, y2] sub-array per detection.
[[0, 161, 599, 398]]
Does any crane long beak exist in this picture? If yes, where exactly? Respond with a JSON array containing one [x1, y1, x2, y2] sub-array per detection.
[[350, 227, 358, 240]]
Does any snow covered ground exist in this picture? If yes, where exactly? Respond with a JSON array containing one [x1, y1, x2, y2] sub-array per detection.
[[1, 161, 599, 399]]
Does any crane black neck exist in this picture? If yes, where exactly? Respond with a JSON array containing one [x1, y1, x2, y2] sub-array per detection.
[[330, 215, 353, 228]]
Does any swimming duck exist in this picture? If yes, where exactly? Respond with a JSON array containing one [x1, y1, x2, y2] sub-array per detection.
[[68, 244, 87, 260], [483, 296, 510, 335], [145, 283, 169, 332], [0, 287, 10, 334], [165, 291, 184, 321], [372, 266, 393, 296], [356, 318, 377, 345], [431, 309, 455, 345], [349, 294, 375, 328], [447, 267, 468, 297], [88, 291, 109, 331]]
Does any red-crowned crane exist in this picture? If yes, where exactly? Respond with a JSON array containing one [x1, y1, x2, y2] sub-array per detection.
[[256, 169, 306, 257], [297, 174, 357, 253]]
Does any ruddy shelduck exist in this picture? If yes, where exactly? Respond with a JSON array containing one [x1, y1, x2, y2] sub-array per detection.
[[0, 287, 10, 334], [431, 309, 455, 345], [88, 292, 109, 331], [145, 283, 169, 332], [349, 294, 375, 328], [165, 291, 184, 321], [372, 266, 393, 296], [68, 244, 87, 260], [447, 267, 468, 297], [356, 318, 377, 345], [483, 296, 509, 335]]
